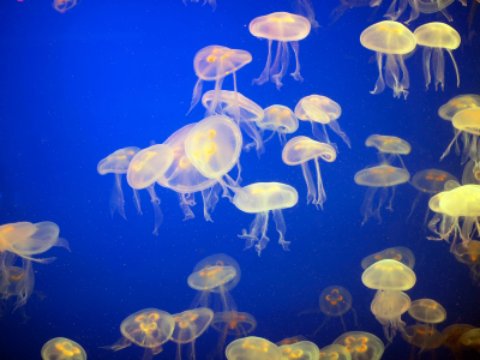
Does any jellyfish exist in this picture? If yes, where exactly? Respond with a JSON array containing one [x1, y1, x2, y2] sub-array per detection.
[[187, 254, 240, 312], [427, 184, 480, 249], [318, 344, 352, 360], [53, 0, 77, 14], [453, 240, 480, 284], [278, 340, 320, 360], [370, 290, 411, 342], [317, 286, 355, 332], [369, 0, 411, 21], [334, 331, 385, 360], [157, 124, 219, 222], [182, 0, 216, 9], [126, 144, 174, 235], [354, 164, 410, 224], [232, 182, 298, 255], [402, 324, 444, 352], [360, 21, 416, 99], [361, 259, 417, 291], [408, 298, 447, 326], [413, 22, 460, 91], [0, 253, 34, 313], [282, 136, 336, 208], [442, 323, 476, 359], [361, 246, 415, 270], [294, 95, 350, 148], [110, 308, 175, 357], [41, 337, 86, 360], [211, 311, 257, 357], [189, 45, 252, 113], [459, 328, 480, 351], [225, 336, 281, 360], [365, 134, 410, 168], [259, 105, 298, 145], [408, 0, 457, 23], [201, 90, 264, 153], [97, 146, 140, 219], [439, 94, 480, 122], [249, 12, 311, 89], [171, 308, 214, 360]]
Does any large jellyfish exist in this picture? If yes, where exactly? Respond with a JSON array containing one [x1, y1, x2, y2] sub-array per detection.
[[278, 341, 320, 360], [97, 146, 140, 219], [232, 182, 298, 255], [189, 45, 252, 112], [334, 331, 385, 360], [294, 95, 350, 148], [249, 12, 311, 88], [225, 336, 281, 360], [41, 337, 86, 360], [360, 21, 416, 99], [354, 164, 410, 224], [413, 22, 460, 91], [282, 136, 336, 208], [361, 259, 417, 291], [260, 105, 299, 145], [126, 144, 174, 235]]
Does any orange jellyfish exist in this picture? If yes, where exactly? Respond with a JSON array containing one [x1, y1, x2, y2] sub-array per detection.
[[282, 136, 336, 208], [453, 240, 480, 284], [97, 146, 140, 219], [189, 45, 252, 113], [278, 340, 320, 360], [41, 337, 86, 360], [334, 331, 385, 360], [402, 324, 444, 353], [360, 21, 416, 99], [232, 182, 299, 255], [225, 336, 281, 360], [414, 22, 460, 91], [53, 0, 77, 13], [249, 12, 311, 89], [0, 253, 34, 313], [260, 105, 299, 145], [211, 311, 257, 357], [318, 344, 351, 360]]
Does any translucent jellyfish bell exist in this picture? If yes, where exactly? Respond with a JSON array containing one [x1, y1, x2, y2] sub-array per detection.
[[41, 337, 86, 360], [361, 246, 415, 270], [360, 21, 416, 99], [317, 285, 355, 331], [294, 95, 350, 147], [225, 336, 281, 360], [402, 324, 444, 351], [408, 298, 446, 324], [438, 94, 480, 121], [414, 22, 460, 91], [334, 331, 384, 360], [408, 0, 456, 23], [361, 259, 417, 291], [249, 12, 311, 88], [260, 105, 299, 145], [278, 341, 320, 360], [282, 136, 336, 208], [365, 134, 411, 168], [233, 182, 298, 255], [318, 344, 352, 360], [53, 0, 78, 14]]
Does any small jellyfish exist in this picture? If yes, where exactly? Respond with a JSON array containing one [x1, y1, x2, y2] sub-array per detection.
[[361, 259, 417, 291], [260, 105, 299, 145], [110, 308, 175, 357], [41, 337, 86, 360], [232, 182, 298, 255], [361, 246, 415, 270], [171, 308, 214, 360], [282, 136, 336, 208], [317, 286, 355, 331], [318, 344, 352, 360], [294, 95, 350, 148], [334, 331, 384, 360], [354, 164, 410, 224], [370, 290, 411, 342], [97, 146, 140, 219], [365, 134, 410, 168], [402, 324, 444, 352], [413, 22, 460, 91], [408, 298, 447, 324], [249, 12, 311, 88], [189, 45, 252, 113], [211, 311, 257, 357], [127, 144, 174, 235], [278, 340, 320, 360], [360, 21, 416, 99], [453, 240, 480, 284], [0, 254, 34, 313], [53, 0, 77, 13], [225, 336, 281, 360]]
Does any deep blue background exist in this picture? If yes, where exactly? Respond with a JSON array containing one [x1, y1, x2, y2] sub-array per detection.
[[0, 0, 479, 359]]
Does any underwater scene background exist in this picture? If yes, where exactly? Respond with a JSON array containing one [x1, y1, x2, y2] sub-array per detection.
[[1, 0, 480, 359]]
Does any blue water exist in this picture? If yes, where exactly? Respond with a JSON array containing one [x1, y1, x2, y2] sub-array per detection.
[[0, 0, 479, 359]]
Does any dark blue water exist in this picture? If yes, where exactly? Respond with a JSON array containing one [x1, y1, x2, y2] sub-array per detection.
[[0, 0, 479, 359]]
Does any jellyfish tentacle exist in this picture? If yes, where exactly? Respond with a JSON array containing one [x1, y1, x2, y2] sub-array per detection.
[[272, 209, 290, 250], [371, 53, 386, 95], [253, 39, 273, 85], [289, 41, 303, 81], [446, 49, 460, 88]]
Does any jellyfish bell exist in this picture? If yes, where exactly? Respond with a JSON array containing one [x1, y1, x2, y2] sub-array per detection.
[[361, 259, 417, 291], [360, 21, 416, 99], [365, 134, 410, 168], [438, 94, 480, 121], [371, 290, 411, 342], [334, 331, 385, 360], [408, 0, 456, 23], [225, 336, 281, 360], [408, 298, 446, 324], [402, 324, 444, 351], [282, 136, 336, 208], [41, 337, 86, 360], [278, 340, 320, 360], [249, 12, 311, 88], [260, 105, 299, 144], [318, 344, 352, 360], [233, 182, 298, 255], [361, 246, 415, 270]]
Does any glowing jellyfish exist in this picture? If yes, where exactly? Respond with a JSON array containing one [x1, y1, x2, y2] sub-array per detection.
[[361, 246, 415, 270], [278, 340, 320, 360], [294, 95, 350, 148], [282, 136, 336, 208], [442, 323, 476, 358], [427, 184, 480, 248], [187, 254, 240, 311], [365, 134, 410, 168], [249, 12, 311, 89], [334, 331, 384, 360], [317, 285, 355, 331], [111, 308, 175, 357], [171, 308, 214, 360], [232, 182, 298, 255], [225, 336, 281, 360], [453, 240, 480, 284], [41, 337, 86, 360], [354, 164, 410, 224], [202, 90, 264, 153], [370, 290, 411, 342], [459, 328, 480, 351], [157, 123, 219, 222], [408, 298, 446, 324], [438, 94, 480, 121], [211, 311, 257, 357], [360, 21, 416, 99], [413, 22, 460, 91], [53, 0, 77, 13], [126, 144, 174, 235], [402, 324, 444, 351], [189, 45, 252, 113], [361, 259, 417, 291], [260, 105, 299, 145], [318, 344, 352, 360], [97, 146, 140, 219]]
